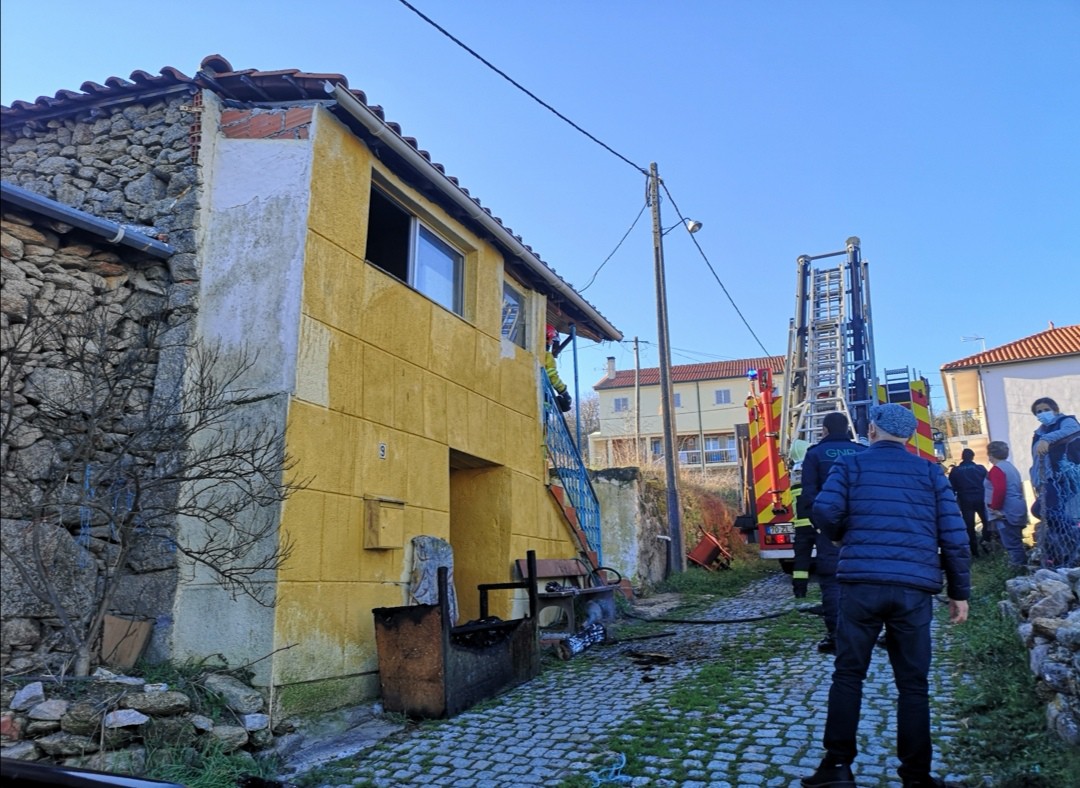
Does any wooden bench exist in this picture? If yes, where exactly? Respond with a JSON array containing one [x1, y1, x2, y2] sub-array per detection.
[[515, 558, 618, 634]]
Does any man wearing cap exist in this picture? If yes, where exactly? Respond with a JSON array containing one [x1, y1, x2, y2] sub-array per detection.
[[802, 403, 970, 788]]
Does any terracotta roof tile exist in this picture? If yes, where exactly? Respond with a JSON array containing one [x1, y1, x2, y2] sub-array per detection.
[[595, 355, 784, 390], [1, 53, 618, 340], [940, 324, 1080, 370]]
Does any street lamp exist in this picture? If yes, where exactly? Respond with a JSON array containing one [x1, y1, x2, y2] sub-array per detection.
[[648, 162, 701, 575]]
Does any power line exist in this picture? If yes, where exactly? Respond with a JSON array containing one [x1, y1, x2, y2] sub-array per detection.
[[659, 181, 772, 357], [395, 0, 647, 175], [615, 338, 771, 366], [578, 201, 648, 293], [396, 0, 770, 358]]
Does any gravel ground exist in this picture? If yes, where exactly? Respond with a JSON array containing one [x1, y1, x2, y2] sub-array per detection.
[[285, 573, 970, 787]]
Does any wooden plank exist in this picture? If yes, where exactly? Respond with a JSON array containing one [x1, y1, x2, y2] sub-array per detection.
[[515, 558, 587, 579]]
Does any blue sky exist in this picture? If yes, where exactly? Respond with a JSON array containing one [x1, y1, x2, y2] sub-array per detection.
[[3, 0, 1078, 411]]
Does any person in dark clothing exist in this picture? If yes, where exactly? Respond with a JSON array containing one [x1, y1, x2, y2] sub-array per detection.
[[803, 403, 970, 788], [797, 412, 866, 654], [949, 448, 990, 557]]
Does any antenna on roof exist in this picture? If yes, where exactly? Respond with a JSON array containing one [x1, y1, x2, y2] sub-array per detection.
[[960, 335, 986, 352]]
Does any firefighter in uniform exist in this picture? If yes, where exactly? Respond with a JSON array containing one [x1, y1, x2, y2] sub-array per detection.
[[545, 324, 572, 412], [798, 412, 868, 652], [788, 438, 813, 597]]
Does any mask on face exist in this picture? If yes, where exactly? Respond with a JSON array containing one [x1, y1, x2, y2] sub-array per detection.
[[1036, 411, 1057, 427]]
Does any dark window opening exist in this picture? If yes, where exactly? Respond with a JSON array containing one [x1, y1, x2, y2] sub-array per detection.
[[366, 187, 411, 282]]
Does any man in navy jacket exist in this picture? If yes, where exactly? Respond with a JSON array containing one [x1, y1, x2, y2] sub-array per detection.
[[803, 403, 970, 788]]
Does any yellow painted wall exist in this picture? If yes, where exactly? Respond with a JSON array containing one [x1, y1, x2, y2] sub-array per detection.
[[271, 107, 579, 711]]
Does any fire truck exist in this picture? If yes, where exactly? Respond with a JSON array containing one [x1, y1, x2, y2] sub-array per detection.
[[740, 237, 937, 565]]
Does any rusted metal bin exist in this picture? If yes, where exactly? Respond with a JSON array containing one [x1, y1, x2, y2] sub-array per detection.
[[373, 552, 540, 718], [687, 528, 732, 571]]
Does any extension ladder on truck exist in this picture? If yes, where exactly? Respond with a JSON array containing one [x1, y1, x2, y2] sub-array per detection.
[[742, 237, 879, 563], [782, 236, 877, 452]]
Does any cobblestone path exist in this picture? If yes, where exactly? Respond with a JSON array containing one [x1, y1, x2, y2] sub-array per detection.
[[293, 573, 969, 787]]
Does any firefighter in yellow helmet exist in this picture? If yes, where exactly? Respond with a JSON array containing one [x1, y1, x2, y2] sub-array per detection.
[[545, 324, 572, 412]]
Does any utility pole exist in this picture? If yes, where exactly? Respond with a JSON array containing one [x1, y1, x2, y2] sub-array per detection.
[[649, 162, 684, 573], [634, 336, 641, 466]]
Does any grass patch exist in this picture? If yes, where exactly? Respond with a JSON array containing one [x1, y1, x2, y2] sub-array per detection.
[[143, 738, 280, 788], [657, 559, 773, 597], [942, 553, 1080, 786]]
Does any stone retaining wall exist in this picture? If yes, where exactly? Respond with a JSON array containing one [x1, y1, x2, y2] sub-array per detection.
[[0, 669, 299, 771], [1002, 566, 1080, 746]]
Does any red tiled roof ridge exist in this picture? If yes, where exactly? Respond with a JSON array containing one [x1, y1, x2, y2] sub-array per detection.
[[940, 324, 1080, 370], [595, 355, 784, 390]]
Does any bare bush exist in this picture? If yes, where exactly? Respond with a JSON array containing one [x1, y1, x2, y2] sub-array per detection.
[[1, 295, 301, 676]]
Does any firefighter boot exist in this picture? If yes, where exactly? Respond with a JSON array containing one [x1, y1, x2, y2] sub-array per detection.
[[792, 578, 809, 598]]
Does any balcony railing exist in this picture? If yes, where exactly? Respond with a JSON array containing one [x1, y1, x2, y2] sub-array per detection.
[[677, 448, 738, 466], [938, 409, 986, 439]]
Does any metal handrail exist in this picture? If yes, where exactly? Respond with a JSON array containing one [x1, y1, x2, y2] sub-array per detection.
[[541, 368, 603, 565]]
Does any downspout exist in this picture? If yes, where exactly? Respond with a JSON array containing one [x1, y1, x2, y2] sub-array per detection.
[[976, 364, 989, 441], [329, 84, 622, 342]]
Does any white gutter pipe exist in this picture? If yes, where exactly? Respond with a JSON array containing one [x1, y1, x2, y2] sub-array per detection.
[[329, 83, 622, 342]]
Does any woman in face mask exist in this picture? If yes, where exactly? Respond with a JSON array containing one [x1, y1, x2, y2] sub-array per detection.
[[1029, 397, 1080, 568]]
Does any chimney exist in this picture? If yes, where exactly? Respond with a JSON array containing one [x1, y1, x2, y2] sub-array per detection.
[[606, 357, 617, 379]]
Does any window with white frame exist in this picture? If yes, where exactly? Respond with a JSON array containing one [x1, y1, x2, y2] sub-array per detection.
[[714, 388, 731, 405], [501, 282, 526, 347], [613, 397, 629, 413], [366, 185, 464, 315]]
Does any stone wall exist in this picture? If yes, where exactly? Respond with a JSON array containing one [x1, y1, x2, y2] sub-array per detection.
[[1002, 566, 1080, 747], [1, 94, 199, 675], [592, 467, 669, 588], [0, 207, 184, 675], [0, 95, 199, 253]]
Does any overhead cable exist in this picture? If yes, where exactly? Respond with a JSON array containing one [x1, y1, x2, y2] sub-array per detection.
[[395, 0, 647, 175], [578, 201, 649, 293], [660, 182, 772, 357]]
